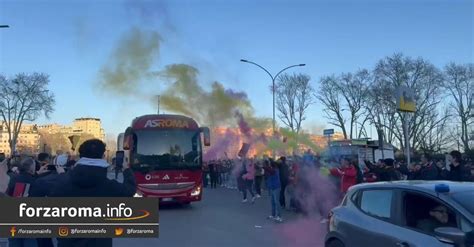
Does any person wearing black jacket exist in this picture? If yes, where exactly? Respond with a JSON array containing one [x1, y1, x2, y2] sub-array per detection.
[[36, 153, 50, 173], [409, 154, 439, 181], [278, 157, 290, 208], [364, 159, 384, 182], [30, 154, 68, 197], [7, 157, 39, 247], [447, 151, 472, 182], [380, 159, 400, 181], [396, 161, 410, 179], [6, 157, 37, 196], [30, 155, 69, 247], [365, 159, 399, 181], [435, 160, 449, 180], [208, 161, 218, 189], [50, 139, 136, 247]]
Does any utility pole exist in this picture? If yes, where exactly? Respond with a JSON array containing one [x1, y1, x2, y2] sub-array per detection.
[[397, 86, 416, 167], [404, 112, 411, 167], [240, 59, 305, 158]]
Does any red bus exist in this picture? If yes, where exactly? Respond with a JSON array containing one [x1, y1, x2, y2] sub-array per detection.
[[119, 114, 210, 204]]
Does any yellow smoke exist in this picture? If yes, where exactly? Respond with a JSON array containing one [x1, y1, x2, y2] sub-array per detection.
[[159, 64, 254, 127], [97, 27, 161, 95]]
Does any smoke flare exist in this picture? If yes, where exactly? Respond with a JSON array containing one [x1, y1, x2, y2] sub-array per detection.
[[97, 27, 161, 95]]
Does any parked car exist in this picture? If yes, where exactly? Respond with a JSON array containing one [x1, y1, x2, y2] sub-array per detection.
[[325, 181, 474, 247]]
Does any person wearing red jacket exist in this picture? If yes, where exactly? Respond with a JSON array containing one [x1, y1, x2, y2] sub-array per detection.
[[330, 158, 357, 194]]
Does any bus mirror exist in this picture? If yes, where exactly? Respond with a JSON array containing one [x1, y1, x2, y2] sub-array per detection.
[[200, 127, 211, 146], [123, 136, 131, 150], [123, 127, 133, 150]]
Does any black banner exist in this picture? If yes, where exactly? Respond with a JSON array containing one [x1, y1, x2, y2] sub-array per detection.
[[0, 198, 159, 238]]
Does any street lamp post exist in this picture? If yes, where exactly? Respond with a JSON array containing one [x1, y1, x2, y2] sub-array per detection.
[[240, 59, 305, 157]]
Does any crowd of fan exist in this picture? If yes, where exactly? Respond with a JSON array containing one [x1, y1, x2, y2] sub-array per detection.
[[0, 139, 136, 247], [202, 150, 474, 221]]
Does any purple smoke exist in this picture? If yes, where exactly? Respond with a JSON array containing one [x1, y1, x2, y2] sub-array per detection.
[[235, 111, 252, 139], [204, 129, 240, 161]]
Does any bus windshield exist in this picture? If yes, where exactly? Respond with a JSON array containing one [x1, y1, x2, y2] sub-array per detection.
[[132, 129, 202, 171]]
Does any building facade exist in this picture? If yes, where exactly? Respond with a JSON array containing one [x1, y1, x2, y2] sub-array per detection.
[[0, 123, 41, 155], [71, 118, 105, 140], [38, 118, 105, 141], [0, 118, 106, 156]]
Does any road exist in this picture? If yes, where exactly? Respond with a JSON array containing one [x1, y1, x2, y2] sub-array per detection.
[[109, 175, 327, 247]]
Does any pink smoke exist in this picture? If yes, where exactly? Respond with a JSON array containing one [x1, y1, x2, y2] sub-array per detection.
[[275, 217, 326, 247], [294, 165, 339, 217], [276, 164, 340, 247]]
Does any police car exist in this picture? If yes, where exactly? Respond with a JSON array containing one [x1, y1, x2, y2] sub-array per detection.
[[325, 181, 474, 247]]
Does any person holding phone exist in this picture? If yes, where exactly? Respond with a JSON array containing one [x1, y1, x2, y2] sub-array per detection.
[[29, 155, 67, 247], [30, 154, 67, 197], [36, 153, 59, 177], [50, 139, 136, 247]]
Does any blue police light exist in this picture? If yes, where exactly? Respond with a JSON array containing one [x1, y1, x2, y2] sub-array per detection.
[[435, 184, 450, 193]]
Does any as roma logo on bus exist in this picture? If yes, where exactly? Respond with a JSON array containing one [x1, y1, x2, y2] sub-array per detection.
[[144, 119, 190, 129]]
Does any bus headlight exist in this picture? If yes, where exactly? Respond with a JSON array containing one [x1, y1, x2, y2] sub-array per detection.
[[190, 186, 201, 196]]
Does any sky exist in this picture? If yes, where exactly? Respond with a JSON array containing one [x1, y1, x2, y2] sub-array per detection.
[[0, 0, 473, 138]]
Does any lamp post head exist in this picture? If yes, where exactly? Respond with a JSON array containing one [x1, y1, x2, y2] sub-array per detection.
[[299, 64, 306, 66], [0, 25, 9, 28], [240, 59, 249, 63]]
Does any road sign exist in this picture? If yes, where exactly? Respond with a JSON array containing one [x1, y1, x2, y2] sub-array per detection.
[[323, 129, 334, 136], [352, 139, 367, 145]]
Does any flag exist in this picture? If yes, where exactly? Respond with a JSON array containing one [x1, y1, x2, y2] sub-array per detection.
[[238, 143, 251, 158]]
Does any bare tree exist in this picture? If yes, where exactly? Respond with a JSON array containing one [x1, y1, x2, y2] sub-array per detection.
[[0, 73, 55, 155], [39, 132, 70, 155], [364, 81, 399, 145], [338, 70, 370, 139], [373, 53, 444, 153], [316, 75, 348, 139], [416, 108, 452, 153], [443, 63, 474, 152], [275, 73, 314, 134]]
